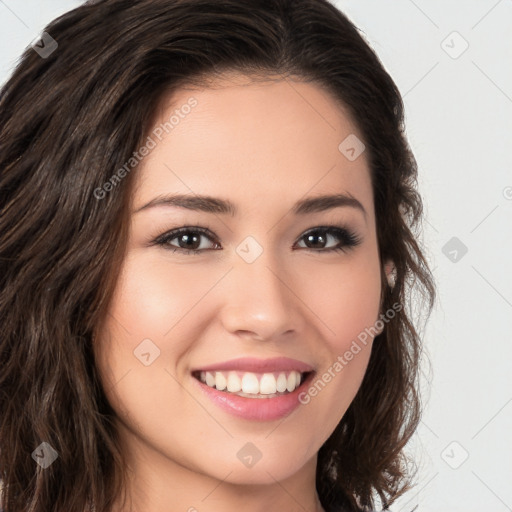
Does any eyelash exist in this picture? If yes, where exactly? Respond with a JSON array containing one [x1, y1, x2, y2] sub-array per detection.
[[151, 225, 362, 255]]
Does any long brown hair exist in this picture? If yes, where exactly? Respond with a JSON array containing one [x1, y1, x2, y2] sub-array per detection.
[[0, 1, 436, 510]]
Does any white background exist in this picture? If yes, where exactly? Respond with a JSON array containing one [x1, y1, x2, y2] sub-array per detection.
[[0, 1, 511, 510]]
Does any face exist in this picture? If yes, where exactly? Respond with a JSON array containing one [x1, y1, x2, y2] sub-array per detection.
[[94, 72, 385, 494]]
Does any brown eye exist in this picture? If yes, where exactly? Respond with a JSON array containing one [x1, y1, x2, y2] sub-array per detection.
[[152, 225, 361, 255], [154, 227, 220, 255], [296, 226, 362, 253]]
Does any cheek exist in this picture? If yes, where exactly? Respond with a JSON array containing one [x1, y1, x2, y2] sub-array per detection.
[[295, 250, 382, 351], [293, 252, 381, 424], [101, 246, 382, 390], [107, 253, 215, 341], [92, 254, 195, 394]]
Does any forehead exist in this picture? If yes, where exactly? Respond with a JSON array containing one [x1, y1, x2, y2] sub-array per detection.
[[134, 73, 374, 222]]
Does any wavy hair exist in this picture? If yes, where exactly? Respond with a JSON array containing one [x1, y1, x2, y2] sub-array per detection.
[[0, 1, 436, 511]]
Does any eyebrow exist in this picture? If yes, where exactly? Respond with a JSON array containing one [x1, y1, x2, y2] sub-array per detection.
[[134, 192, 367, 220]]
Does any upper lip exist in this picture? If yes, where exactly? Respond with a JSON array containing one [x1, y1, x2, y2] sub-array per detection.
[[191, 357, 314, 374]]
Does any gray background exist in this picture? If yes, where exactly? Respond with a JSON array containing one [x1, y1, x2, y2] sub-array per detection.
[[0, 1, 511, 510]]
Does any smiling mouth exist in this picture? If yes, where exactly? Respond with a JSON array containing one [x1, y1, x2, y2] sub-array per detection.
[[191, 370, 314, 399]]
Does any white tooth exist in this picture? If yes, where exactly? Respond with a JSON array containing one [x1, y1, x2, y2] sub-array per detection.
[[286, 372, 296, 392], [259, 373, 277, 394], [200, 371, 206, 383], [295, 371, 301, 388], [276, 373, 287, 392], [215, 372, 227, 391], [227, 371, 242, 392], [241, 372, 260, 394], [205, 371, 215, 387]]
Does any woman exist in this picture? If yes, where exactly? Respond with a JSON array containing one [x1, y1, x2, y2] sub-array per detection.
[[0, 1, 436, 511]]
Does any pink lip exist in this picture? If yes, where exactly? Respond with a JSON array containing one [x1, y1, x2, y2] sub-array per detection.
[[191, 356, 314, 374], [192, 370, 315, 421]]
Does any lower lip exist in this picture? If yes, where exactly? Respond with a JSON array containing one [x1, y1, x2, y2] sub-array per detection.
[[192, 372, 315, 421]]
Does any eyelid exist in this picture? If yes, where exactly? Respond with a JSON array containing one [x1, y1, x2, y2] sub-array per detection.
[[151, 223, 362, 254], [151, 225, 218, 248]]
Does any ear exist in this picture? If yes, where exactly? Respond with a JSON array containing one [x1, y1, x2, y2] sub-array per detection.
[[375, 259, 396, 336], [377, 259, 396, 316], [384, 259, 396, 289]]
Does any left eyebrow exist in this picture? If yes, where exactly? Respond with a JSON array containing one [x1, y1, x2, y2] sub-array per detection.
[[133, 192, 367, 222]]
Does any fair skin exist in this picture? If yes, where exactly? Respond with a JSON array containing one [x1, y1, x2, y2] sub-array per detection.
[[94, 72, 391, 512]]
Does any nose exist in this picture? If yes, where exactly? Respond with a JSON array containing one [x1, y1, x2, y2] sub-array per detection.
[[218, 245, 305, 342]]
